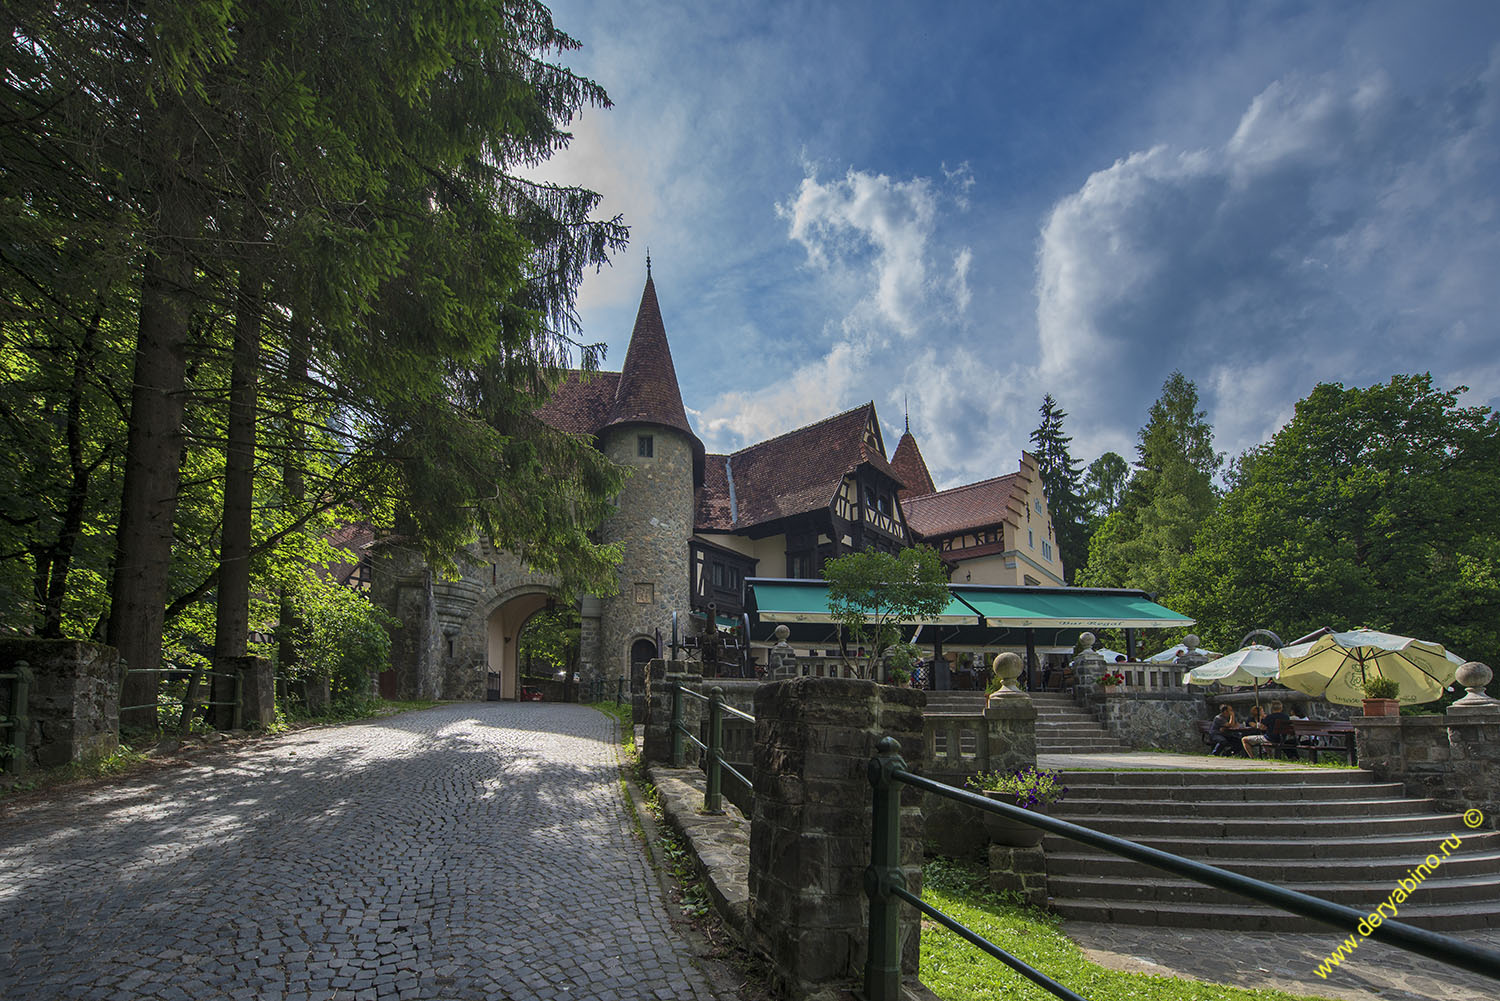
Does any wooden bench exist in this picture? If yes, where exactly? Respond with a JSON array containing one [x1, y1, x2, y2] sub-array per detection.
[[1284, 720, 1356, 765]]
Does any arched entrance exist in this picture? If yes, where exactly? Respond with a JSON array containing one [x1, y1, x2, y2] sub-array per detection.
[[629, 636, 658, 709], [484, 590, 554, 701]]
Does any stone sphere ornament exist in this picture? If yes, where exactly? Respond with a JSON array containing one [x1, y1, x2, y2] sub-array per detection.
[[1078, 631, 1096, 650], [1453, 662, 1499, 707], [990, 651, 1025, 696], [1184, 634, 1201, 651]]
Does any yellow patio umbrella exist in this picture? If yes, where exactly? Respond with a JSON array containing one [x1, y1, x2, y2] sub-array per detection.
[[1275, 628, 1464, 706]]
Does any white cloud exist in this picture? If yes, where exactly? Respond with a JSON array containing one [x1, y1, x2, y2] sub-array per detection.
[[1035, 59, 1500, 461]]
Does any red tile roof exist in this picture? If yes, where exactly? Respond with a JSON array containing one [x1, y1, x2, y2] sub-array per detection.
[[890, 431, 936, 499], [693, 402, 902, 532], [696, 454, 735, 530], [534, 370, 621, 435], [902, 472, 1024, 538]]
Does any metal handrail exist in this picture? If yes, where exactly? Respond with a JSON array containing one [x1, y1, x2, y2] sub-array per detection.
[[120, 665, 243, 730], [864, 737, 1500, 1001], [1, 661, 32, 775], [670, 682, 754, 814]]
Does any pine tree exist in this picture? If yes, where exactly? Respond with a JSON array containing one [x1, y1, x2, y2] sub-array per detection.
[[1029, 394, 1088, 581]]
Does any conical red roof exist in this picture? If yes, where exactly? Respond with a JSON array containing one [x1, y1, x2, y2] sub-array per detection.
[[605, 275, 704, 481], [890, 431, 936, 500]]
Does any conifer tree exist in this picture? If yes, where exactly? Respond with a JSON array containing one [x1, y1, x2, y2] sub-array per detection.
[[1029, 394, 1087, 581]]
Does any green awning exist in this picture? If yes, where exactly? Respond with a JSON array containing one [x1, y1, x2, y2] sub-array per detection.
[[746, 578, 982, 626], [953, 586, 1194, 630], [745, 578, 1193, 633]]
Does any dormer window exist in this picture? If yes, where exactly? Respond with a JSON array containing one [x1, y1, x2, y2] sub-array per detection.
[[637, 434, 654, 458]]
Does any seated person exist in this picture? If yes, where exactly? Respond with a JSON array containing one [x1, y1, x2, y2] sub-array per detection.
[[1243, 701, 1292, 758], [1245, 704, 1266, 729], [1208, 704, 1239, 756]]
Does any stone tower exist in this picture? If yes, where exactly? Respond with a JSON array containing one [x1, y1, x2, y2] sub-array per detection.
[[588, 273, 705, 689]]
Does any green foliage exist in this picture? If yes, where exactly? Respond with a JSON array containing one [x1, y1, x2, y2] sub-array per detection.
[[1170, 375, 1500, 660], [1082, 451, 1131, 520], [1361, 676, 1401, 700], [920, 858, 1336, 1001], [823, 547, 950, 679], [1078, 372, 1221, 598], [518, 604, 581, 675], [1029, 395, 1088, 581], [283, 574, 397, 706], [964, 767, 1068, 808]]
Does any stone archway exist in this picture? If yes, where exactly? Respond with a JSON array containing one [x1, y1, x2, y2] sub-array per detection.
[[484, 590, 553, 701]]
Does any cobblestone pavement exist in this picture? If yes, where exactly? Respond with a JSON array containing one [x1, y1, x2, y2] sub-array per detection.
[[1066, 921, 1500, 1000], [0, 703, 724, 1001]]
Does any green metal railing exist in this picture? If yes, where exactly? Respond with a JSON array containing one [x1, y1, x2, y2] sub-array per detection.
[[670, 683, 754, 814], [864, 736, 1500, 1001], [579, 677, 627, 705], [120, 664, 243, 734], [1, 660, 33, 775]]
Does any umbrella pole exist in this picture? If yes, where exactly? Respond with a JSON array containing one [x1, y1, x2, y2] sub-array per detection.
[[1254, 679, 1262, 710]]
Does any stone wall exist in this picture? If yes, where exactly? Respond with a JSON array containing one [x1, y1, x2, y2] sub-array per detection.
[[368, 541, 442, 700], [1354, 707, 1500, 826], [1085, 688, 1207, 752], [748, 677, 925, 999], [597, 427, 694, 690], [0, 639, 119, 770], [923, 694, 1037, 858]]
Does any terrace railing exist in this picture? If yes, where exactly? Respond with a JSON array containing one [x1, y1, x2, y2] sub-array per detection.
[[864, 736, 1500, 1001], [670, 683, 754, 814]]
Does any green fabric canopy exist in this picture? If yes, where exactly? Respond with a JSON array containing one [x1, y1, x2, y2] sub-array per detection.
[[745, 579, 1194, 632], [953, 586, 1194, 630]]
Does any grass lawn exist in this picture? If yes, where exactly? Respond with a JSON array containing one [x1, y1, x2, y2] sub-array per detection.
[[920, 859, 1337, 1001]]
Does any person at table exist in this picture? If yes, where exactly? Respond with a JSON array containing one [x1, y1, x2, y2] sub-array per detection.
[[1208, 704, 1239, 756], [1244, 704, 1265, 730], [1243, 701, 1292, 759]]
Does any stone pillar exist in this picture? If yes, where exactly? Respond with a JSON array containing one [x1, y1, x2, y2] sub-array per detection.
[[223, 656, 275, 729], [988, 845, 1048, 908], [1071, 633, 1104, 689], [0, 639, 119, 769], [643, 659, 702, 766], [1445, 704, 1500, 827], [748, 677, 924, 1000]]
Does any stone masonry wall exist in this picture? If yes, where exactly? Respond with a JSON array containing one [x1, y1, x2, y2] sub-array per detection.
[[1354, 709, 1500, 826], [0, 639, 118, 770], [597, 427, 694, 689], [748, 677, 925, 999], [1086, 689, 1206, 753], [923, 694, 1037, 858]]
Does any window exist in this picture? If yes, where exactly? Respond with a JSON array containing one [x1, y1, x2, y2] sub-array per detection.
[[712, 562, 725, 587], [1042, 540, 1053, 561], [789, 553, 812, 578], [1028, 529, 1034, 548], [1035, 498, 1044, 514], [637, 434, 654, 457]]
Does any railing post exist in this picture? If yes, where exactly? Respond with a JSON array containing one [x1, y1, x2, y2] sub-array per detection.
[[178, 667, 204, 739], [705, 686, 725, 814], [670, 680, 685, 768], [865, 736, 906, 1001], [232, 669, 244, 731]]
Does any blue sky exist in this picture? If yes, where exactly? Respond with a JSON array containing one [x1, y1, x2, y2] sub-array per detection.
[[538, 0, 1500, 489]]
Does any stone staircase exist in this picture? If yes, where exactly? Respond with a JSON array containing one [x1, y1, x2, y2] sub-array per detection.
[[1030, 691, 1129, 754], [1044, 769, 1500, 930]]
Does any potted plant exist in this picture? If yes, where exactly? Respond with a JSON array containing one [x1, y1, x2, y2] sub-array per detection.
[[1098, 670, 1126, 690], [1361, 676, 1401, 717], [966, 767, 1067, 847]]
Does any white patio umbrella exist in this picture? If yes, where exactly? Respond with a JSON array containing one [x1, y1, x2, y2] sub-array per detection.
[[1091, 647, 1128, 663], [1276, 628, 1464, 706], [1185, 644, 1281, 707]]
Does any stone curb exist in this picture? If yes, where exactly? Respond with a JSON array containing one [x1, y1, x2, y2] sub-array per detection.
[[645, 764, 752, 939]]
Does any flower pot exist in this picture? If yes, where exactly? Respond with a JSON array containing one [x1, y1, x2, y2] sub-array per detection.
[[1361, 697, 1400, 717], [982, 791, 1046, 847]]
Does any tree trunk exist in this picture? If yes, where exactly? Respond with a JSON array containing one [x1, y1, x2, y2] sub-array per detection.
[[40, 310, 102, 638], [110, 194, 196, 731], [276, 317, 309, 705], [211, 247, 263, 728]]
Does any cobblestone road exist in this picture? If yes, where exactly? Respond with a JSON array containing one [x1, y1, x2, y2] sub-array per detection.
[[0, 703, 723, 1001]]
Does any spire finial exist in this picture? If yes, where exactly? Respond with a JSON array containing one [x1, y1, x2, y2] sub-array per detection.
[[904, 394, 910, 433], [646, 249, 651, 280]]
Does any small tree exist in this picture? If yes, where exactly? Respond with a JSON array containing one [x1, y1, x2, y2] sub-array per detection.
[[823, 547, 949, 679]]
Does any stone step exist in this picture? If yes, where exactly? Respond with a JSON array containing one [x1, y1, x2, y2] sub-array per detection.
[[1053, 796, 1439, 818], [1057, 768, 1374, 786], [1046, 850, 1500, 882], [1055, 781, 1404, 802], [1047, 870, 1500, 907], [1043, 829, 1500, 860], [1047, 896, 1500, 931], [1045, 812, 1465, 840]]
